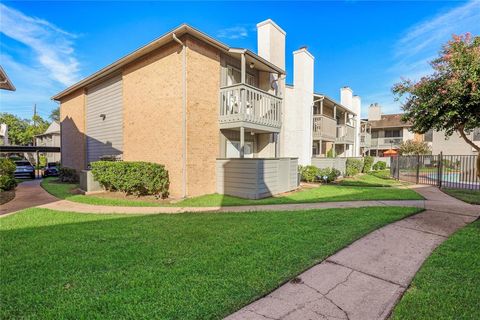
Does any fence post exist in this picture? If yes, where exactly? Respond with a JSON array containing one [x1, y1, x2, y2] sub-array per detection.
[[416, 154, 420, 184], [438, 152, 443, 188]]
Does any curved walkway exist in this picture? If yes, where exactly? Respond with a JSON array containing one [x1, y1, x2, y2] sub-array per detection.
[[36, 199, 425, 214], [225, 185, 479, 320], [0, 179, 58, 216]]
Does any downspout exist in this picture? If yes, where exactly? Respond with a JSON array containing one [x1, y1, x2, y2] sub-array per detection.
[[173, 33, 187, 198]]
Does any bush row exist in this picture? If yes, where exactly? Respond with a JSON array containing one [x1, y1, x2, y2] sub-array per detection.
[[91, 161, 170, 198], [372, 161, 387, 171], [299, 165, 341, 183], [0, 158, 17, 191], [346, 158, 363, 177]]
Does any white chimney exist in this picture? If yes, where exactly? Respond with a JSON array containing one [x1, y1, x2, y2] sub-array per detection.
[[257, 19, 286, 70], [368, 103, 382, 121], [340, 87, 353, 109], [282, 47, 314, 165], [352, 95, 362, 156]]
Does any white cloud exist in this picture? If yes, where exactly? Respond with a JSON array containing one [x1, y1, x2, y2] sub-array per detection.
[[391, 0, 480, 81], [366, 1, 480, 115], [0, 3, 80, 86], [217, 26, 249, 40]]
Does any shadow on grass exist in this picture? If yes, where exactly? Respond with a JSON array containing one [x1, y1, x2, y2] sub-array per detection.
[[1, 206, 422, 319]]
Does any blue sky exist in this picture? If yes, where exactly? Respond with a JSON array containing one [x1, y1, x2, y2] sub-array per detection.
[[1, 1, 479, 120]]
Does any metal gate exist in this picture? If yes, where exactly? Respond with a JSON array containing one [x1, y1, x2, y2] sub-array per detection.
[[391, 153, 480, 190]]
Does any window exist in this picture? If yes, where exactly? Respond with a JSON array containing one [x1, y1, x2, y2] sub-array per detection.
[[474, 128, 480, 141], [226, 140, 253, 158], [424, 129, 433, 142], [226, 66, 257, 87], [371, 130, 379, 138], [384, 129, 402, 138]]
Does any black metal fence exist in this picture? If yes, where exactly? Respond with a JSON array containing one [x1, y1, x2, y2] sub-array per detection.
[[390, 153, 480, 190]]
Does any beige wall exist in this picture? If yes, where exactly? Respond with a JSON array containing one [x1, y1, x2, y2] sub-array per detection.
[[122, 42, 184, 197], [60, 89, 86, 171], [185, 36, 221, 196], [432, 130, 478, 155]]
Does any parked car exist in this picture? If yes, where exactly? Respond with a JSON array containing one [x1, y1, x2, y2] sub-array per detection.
[[43, 162, 59, 177], [14, 160, 35, 179]]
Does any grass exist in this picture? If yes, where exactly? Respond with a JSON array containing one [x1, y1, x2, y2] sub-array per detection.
[[0, 206, 422, 319], [41, 176, 423, 207], [338, 170, 403, 187], [441, 188, 480, 205], [392, 219, 480, 320]]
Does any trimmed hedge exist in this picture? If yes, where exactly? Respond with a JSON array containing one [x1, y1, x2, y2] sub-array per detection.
[[91, 161, 169, 198], [373, 161, 387, 171], [0, 158, 17, 191], [346, 158, 364, 177], [299, 165, 340, 183], [59, 167, 79, 183], [363, 156, 374, 173]]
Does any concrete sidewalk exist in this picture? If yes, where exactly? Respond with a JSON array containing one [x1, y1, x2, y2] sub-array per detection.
[[0, 179, 58, 216], [225, 186, 479, 320], [35, 199, 425, 215]]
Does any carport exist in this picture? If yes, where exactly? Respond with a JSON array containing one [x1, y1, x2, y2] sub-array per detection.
[[0, 145, 61, 178]]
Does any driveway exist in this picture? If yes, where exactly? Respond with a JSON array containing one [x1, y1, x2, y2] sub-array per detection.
[[0, 179, 58, 216]]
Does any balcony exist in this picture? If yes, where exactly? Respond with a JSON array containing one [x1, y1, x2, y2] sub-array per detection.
[[336, 125, 355, 144], [219, 84, 282, 132], [370, 137, 403, 148], [312, 115, 337, 141]]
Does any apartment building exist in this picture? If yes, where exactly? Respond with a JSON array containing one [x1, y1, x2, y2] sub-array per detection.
[[361, 103, 479, 156], [35, 121, 61, 163], [54, 19, 363, 199]]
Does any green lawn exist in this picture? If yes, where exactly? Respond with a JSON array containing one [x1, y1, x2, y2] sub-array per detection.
[[392, 220, 480, 320], [41, 177, 423, 207], [1, 206, 422, 319], [442, 188, 480, 205], [338, 170, 403, 187]]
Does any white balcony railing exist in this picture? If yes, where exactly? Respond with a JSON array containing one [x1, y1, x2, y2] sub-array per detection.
[[336, 125, 355, 144], [312, 115, 337, 140], [219, 84, 282, 130]]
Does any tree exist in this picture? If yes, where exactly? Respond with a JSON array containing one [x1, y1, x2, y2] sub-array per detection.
[[49, 107, 60, 122], [0, 113, 50, 145], [399, 139, 431, 155], [392, 33, 480, 176]]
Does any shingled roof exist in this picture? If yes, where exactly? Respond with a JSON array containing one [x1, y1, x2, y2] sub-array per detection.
[[368, 114, 412, 129]]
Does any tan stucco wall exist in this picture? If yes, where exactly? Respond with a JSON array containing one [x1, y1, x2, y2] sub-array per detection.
[[122, 42, 185, 197], [185, 36, 221, 196], [432, 130, 478, 155], [59, 89, 86, 171]]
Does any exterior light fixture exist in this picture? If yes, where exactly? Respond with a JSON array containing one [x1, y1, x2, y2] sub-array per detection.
[[100, 114, 106, 120]]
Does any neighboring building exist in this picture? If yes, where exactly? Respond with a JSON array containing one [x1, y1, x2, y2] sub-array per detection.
[[362, 103, 479, 156], [53, 20, 363, 199], [427, 129, 479, 156], [0, 123, 8, 146], [0, 65, 15, 91], [35, 121, 61, 163]]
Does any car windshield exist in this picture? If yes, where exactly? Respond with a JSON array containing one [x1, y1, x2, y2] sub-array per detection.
[[15, 161, 31, 166]]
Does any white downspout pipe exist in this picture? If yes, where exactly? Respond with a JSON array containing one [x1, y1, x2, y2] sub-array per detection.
[[173, 33, 187, 198]]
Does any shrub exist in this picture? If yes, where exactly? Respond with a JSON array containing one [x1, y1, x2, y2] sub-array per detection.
[[0, 158, 17, 191], [372, 161, 387, 171], [346, 158, 364, 177], [326, 148, 334, 158], [59, 166, 79, 183], [318, 167, 341, 183], [362, 156, 374, 173], [91, 161, 169, 198], [299, 165, 319, 183]]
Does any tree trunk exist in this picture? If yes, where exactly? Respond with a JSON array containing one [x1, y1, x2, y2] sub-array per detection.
[[457, 127, 480, 178]]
